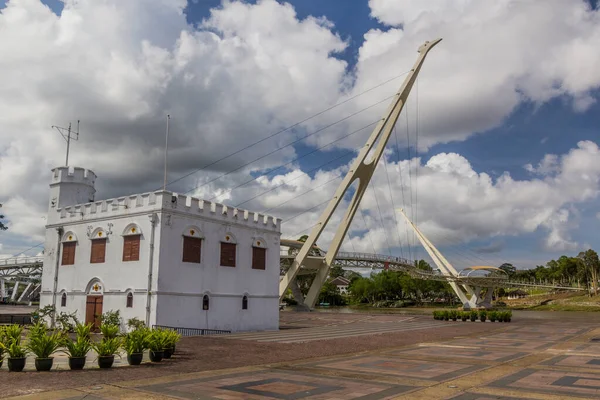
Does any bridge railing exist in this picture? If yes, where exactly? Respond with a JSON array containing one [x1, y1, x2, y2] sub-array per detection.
[[0, 257, 44, 267]]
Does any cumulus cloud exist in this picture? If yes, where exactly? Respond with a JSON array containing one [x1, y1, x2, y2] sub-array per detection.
[[1, 0, 600, 264]]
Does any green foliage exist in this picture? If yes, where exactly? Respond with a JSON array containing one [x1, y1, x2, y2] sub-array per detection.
[[63, 336, 92, 358], [4, 324, 23, 345], [488, 311, 498, 322], [0, 203, 8, 231], [127, 317, 146, 331], [432, 311, 442, 320], [100, 310, 121, 327], [328, 264, 345, 279], [75, 323, 93, 340], [479, 310, 487, 322], [31, 305, 56, 325], [100, 324, 120, 339], [29, 322, 48, 337], [469, 311, 478, 321], [27, 331, 63, 358], [6, 341, 28, 358], [499, 263, 516, 278], [460, 311, 468, 321], [318, 280, 346, 306], [56, 311, 80, 333], [442, 310, 449, 320], [147, 329, 169, 352], [123, 328, 149, 355], [92, 337, 122, 357], [164, 330, 181, 348], [449, 310, 458, 321]]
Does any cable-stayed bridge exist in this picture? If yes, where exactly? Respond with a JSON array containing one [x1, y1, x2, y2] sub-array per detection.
[[3, 39, 584, 311]]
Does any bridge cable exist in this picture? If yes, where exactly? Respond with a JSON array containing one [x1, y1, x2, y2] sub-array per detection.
[[161, 71, 411, 191], [182, 96, 395, 196], [382, 150, 405, 260], [10, 242, 44, 258], [394, 124, 413, 262], [225, 121, 376, 207]]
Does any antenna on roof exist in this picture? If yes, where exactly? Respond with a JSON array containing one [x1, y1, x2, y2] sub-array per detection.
[[52, 120, 80, 167], [163, 114, 171, 191]]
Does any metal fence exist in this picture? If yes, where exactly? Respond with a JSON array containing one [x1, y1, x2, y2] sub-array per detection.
[[0, 314, 32, 325], [153, 325, 231, 337]]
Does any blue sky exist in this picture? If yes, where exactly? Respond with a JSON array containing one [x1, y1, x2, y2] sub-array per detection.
[[1, 0, 599, 269]]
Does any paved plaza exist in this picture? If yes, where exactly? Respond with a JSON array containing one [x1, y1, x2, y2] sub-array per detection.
[[3, 313, 600, 399]]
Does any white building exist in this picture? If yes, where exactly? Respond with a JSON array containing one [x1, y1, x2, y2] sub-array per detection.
[[39, 166, 281, 332], [329, 276, 350, 294]]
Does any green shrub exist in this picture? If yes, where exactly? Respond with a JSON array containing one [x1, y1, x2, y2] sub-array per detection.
[[164, 330, 181, 349], [442, 310, 450, 320], [4, 324, 23, 345], [75, 323, 93, 340], [147, 329, 169, 352], [505, 310, 512, 322], [127, 317, 146, 331], [63, 336, 92, 358], [100, 324, 120, 339], [479, 310, 487, 322], [489, 311, 498, 322], [100, 310, 121, 327], [460, 311, 468, 321], [123, 328, 149, 355], [92, 337, 122, 357], [469, 311, 478, 321], [27, 331, 63, 358], [56, 311, 80, 332], [29, 321, 48, 337], [6, 341, 28, 358]]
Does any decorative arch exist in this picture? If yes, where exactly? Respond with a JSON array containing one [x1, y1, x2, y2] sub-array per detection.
[[125, 289, 134, 308], [90, 227, 107, 240], [252, 237, 267, 248], [85, 278, 105, 295], [122, 223, 142, 237], [222, 232, 237, 244], [202, 294, 210, 310], [242, 293, 249, 310], [61, 231, 78, 243], [183, 225, 203, 239]]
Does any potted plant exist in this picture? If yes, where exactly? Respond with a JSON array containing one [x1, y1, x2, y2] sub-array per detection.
[[148, 330, 168, 362], [75, 323, 93, 341], [163, 330, 181, 359], [450, 310, 458, 321], [4, 324, 23, 345], [63, 336, 92, 370], [469, 310, 478, 322], [91, 337, 122, 368], [26, 330, 63, 371], [460, 312, 468, 322], [442, 310, 449, 321], [124, 329, 148, 365], [6, 341, 28, 372], [0, 341, 5, 369], [489, 311, 497, 322], [100, 324, 120, 339], [479, 310, 487, 322], [505, 310, 512, 322]]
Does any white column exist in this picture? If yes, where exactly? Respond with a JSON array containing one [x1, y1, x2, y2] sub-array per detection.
[[10, 281, 20, 301]]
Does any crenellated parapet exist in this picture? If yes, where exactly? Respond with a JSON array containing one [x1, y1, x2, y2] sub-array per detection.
[[54, 191, 280, 232]]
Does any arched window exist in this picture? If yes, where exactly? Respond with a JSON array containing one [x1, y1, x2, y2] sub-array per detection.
[[242, 295, 248, 310], [61, 293, 67, 307], [202, 295, 210, 310], [126, 292, 133, 308]]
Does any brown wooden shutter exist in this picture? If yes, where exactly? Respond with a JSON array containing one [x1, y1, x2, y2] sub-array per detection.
[[252, 247, 266, 270], [90, 239, 106, 264], [220, 243, 236, 267], [61, 242, 76, 265], [123, 235, 140, 261], [182, 236, 202, 263]]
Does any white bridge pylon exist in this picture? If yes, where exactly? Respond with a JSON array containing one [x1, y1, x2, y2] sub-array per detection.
[[278, 38, 443, 309], [397, 208, 494, 309]]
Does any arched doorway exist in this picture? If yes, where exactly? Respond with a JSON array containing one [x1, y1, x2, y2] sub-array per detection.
[[85, 280, 104, 330]]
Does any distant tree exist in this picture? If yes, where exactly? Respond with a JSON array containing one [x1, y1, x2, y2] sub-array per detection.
[[0, 203, 7, 231], [415, 259, 432, 271], [499, 263, 516, 277], [329, 264, 345, 278], [318, 281, 345, 306], [578, 249, 600, 296], [344, 270, 363, 282]]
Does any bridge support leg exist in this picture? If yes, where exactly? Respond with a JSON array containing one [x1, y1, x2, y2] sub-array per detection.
[[10, 281, 20, 301], [0, 279, 5, 299], [18, 282, 33, 303]]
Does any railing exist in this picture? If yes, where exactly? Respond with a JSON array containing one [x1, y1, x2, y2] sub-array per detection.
[[0, 257, 44, 267], [153, 325, 231, 337], [0, 314, 32, 325]]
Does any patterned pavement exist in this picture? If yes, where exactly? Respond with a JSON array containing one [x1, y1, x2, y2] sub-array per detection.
[[5, 317, 600, 399]]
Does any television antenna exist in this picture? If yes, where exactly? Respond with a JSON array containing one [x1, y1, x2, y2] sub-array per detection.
[[52, 120, 80, 167]]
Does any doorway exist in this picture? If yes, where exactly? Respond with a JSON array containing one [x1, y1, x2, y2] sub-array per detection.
[[85, 295, 103, 330]]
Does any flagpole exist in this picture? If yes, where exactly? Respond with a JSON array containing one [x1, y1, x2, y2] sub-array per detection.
[[163, 114, 170, 191]]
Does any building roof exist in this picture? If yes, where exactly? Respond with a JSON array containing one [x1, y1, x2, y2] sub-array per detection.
[[330, 276, 350, 286], [508, 289, 528, 296]]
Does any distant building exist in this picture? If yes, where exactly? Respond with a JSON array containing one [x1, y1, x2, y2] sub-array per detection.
[[507, 289, 528, 300], [40, 166, 281, 332], [329, 276, 351, 294]]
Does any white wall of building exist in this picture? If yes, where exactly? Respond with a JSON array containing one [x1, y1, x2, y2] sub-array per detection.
[[40, 167, 281, 332]]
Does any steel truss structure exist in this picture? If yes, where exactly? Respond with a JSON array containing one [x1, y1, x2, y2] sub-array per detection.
[[0, 257, 43, 303]]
